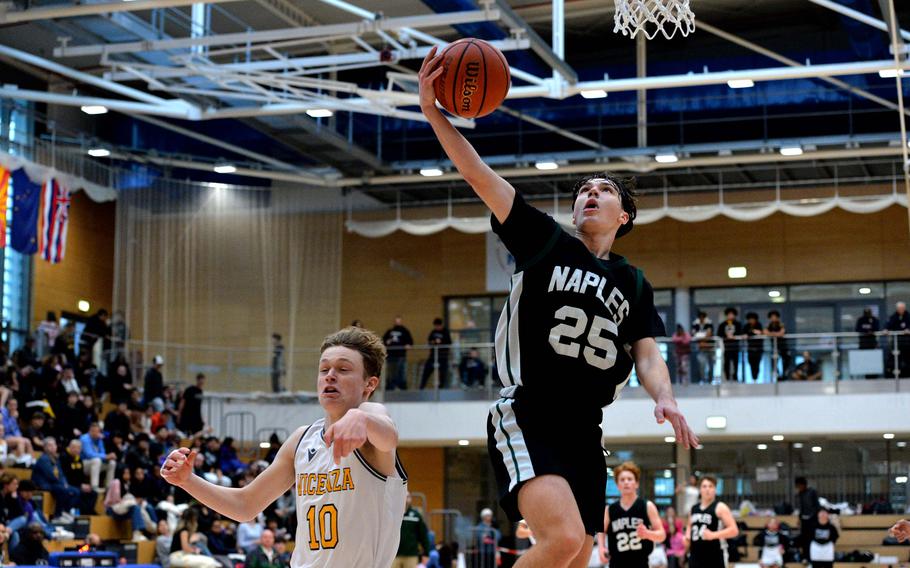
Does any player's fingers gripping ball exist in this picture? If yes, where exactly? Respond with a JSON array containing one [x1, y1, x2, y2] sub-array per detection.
[[433, 38, 511, 118]]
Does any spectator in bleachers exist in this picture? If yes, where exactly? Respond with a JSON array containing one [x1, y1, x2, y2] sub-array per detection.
[[246, 528, 285, 568], [237, 516, 264, 552], [80, 394, 99, 430], [60, 438, 99, 516], [420, 318, 452, 390], [2, 399, 34, 466], [691, 311, 712, 334], [207, 519, 238, 560], [0, 424, 11, 467], [396, 493, 431, 568], [36, 312, 60, 357], [8, 479, 62, 544], [718, 307, 743, 382], [144, 355, 165, 408], [170, 508, 219, 568], [663, 506, 685, 568], [809, 509, 838, 568], [104, 401, 131, 439], [109, 361, 135, 405], [383, 316, 414, 390], [271, 334, 285, 393], [81, 422, 118, 490], [694, 324, 715, 384], [671, 325, 692, 385], [0, 474, 22, 526], [104, 466, 153, 542], [53, 322, 77, 363], [218, 437, 247, 476], [12, 337, 38, 369], [202, 437, 220, 470], [23, 411, 49, 452], [81, 309, 110, 367], [126, 433, 156, 472], [156, 519, 174, 568], [10, 522, 49, 565], [765, 311, 791, 379], [59, 364, 80, 398], [32, 436, 79, 522], [796, 477, 820, 561], [885, 302, 910, 378], [459, 348, 488, 389], [178, 374, 206, 436], [57, 391, 86, 441], [855, 309, 880, 350], [109, 311, 129, 366], [789, 352, 821, 381], [470, 508, 501, 568], [754, 517, 788, 568], [743, 312, 764, 382], [161, 385, 181, 430]]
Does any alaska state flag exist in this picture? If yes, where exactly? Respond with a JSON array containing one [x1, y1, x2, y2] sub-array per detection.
[[39, 178, 70, 264], [10, 169, 40, 254]]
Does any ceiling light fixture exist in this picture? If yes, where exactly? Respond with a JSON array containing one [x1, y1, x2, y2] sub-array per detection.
[[706, 416, 727, 429], [213, 164, 237, 174], [772, 435, 785, 442], [879, 69, 904, 78], [458, 439, 470, 446], [727, 79, 755, 89], [87, 148, 110, 157], [580, 89, 608, 99], [535, 161, 559, 171], [306, 109, 333, 118], [811, 446, 822, 453], [780, 146, 804, 156], [655, 153, 679, 164], [793, 442, 804, 449], [768, 290, 782, 298], [80, 105, 108, 115], [419, 168, 443, 177], [664, 436, 676, 443], [757, 444, 768, 450], [859, 287, 872, 295], [728, 266, 747, 279], [884, 433, 895, 440]]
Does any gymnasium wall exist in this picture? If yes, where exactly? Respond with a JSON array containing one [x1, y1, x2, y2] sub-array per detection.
[[340, 204, 910, 342], [32, 191, 116, 325]]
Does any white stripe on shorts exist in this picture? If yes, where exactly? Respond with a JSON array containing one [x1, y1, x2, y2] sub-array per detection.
[[491, 398, 535, 491]]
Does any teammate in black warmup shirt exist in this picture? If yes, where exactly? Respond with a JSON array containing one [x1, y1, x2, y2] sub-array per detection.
[[598, 462, 665, 568], [754, 517, 789, 568], [686, 476, 738, 568], [809, 509, 839, 568], [418, 49, 697, 568]]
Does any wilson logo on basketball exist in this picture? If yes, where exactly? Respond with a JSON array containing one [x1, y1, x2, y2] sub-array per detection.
[[460, 61, 481, 113]]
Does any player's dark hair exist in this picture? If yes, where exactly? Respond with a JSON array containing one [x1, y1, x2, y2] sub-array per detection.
[[614, 461, 641, 482], [768, 310, 781, 318], [699, 475, 718, 487], [571, 173, 637, 238], [321, 327, 387, 380]]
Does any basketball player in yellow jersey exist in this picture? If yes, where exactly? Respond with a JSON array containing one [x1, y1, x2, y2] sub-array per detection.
[[161, 328, 408, 568]]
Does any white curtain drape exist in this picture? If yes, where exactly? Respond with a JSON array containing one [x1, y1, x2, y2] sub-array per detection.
[[113, 185, 342, 392], [345, 193, 909, 237]]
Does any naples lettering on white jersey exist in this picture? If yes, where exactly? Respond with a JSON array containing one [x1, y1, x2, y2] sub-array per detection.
[[292, 419, 407, 568]]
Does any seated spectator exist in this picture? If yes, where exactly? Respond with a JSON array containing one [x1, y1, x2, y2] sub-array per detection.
[[219, 437, 247, 476], [109, 362, 135, 405], [459, 349, 488, 389], [104, 467, 156, 542], [11, 338, 38, 370], [274, 541, 291, 567], [177, 374, 206, 436], [789, 352, 822, 381], [7, 480, 63, 546], [104, 401, 132, 439], [126, 433, 156, 472], [202, 437, 220, 470], [156, 519, 174, 568], [0, 424, 11, 467], [131, 466, 159, 511], [56, 390, 87, 441], [0, 474, 23, 527], [9, 522, 49, 565], [1, 399, 33, 466], [23, 411, 49, 452], [81, 422, 118, 490], [207, 519, 238, 558], [755, 517, 789, 568], [194, 452, 232, 487], [60, 438, 100, 516], [170, 509, 219, 568], [245, 529, 284, 568], [237, 516, 264, 552], [106, 431, 129, 464], [58, 365, 81, 398], [31, 436, 80, 522], [80, 394, 99, 430]]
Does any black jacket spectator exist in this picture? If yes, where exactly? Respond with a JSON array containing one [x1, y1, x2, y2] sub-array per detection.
[[10, 525, 49, 565], [56, 392, 87, 441], [856, 310, 880, 350], [144, 361, 165, 404], [383, 322, 414, 360], [177, 376, 205, 435], [104, 404, 131, 438], [459, 350, 488, 388]]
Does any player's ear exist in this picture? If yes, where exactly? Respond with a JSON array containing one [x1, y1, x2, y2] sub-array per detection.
[[364, 375, 379, 398]]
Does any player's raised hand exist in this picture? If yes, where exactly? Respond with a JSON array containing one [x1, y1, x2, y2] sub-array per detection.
[[418, 46, 445, 112], [890, 519, 910, 542], [160, 447, 197, 487], [323, 409, 369, 465], [655, 399, 700, 450]]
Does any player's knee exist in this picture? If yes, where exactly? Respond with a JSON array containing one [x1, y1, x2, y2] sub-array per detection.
[[541, 523, 586, 559]]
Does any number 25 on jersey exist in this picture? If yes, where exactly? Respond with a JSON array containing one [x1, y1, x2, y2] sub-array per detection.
[[549, 305, 618, 370]]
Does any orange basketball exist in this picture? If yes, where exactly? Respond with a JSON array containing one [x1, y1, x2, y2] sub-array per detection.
[[434, 38, 511, 118]]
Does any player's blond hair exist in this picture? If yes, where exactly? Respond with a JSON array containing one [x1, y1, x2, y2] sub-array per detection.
[[321, 327, 387, 379], [614, 461, 641, 482]]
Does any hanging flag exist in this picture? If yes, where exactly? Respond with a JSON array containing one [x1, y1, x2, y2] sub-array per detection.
[[10, 169, 40, 255], [0, 166, 9, 248], [39, 178, 71, 264]]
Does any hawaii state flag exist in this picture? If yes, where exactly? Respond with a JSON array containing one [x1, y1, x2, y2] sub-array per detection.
[[39, 178, 70, 264], [0, 166, 8, 248]]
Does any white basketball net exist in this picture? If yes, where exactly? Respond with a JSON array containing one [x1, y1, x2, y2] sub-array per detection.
[[613, 0, 696, 40]]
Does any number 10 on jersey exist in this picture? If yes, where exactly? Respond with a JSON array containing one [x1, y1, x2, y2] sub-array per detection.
[[549, 306, 618, 370], [306, 504, 338, 550]]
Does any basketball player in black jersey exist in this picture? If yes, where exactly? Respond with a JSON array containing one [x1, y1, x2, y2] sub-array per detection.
[[686, 476, 738, 568], [419, 50, 698, 568], [597, 462, 665, 567]]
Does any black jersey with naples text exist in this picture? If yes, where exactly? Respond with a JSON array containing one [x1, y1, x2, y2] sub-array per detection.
[[491, 193, 665, 422], [607, 498, 654, 568], [689, 500, 726, 568]]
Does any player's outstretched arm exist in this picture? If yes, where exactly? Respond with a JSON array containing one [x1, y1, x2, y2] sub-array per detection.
[[417, 46, 515, 224], [631, 338, 699, 449], [323, 402, 398, 475], [160, 425, 305, 522]]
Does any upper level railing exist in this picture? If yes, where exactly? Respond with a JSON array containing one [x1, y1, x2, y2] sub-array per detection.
[[66, 329, 910, 400]]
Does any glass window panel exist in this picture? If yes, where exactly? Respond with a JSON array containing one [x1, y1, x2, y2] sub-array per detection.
[[694, 286, 787, 305], [654, 289, 673, 307], [885, 282, 910, 312], [790, 282, 883, 301]]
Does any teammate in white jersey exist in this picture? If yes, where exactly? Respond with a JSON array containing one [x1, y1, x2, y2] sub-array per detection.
[[161, 327, 408, 568]]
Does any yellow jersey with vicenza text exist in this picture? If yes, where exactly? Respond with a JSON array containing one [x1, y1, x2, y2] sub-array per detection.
[[292, 418, 407, 568]]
